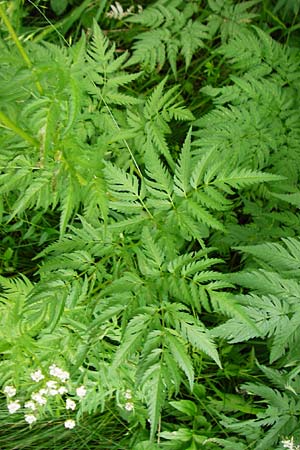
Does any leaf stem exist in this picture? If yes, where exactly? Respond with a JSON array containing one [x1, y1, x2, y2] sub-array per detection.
[[0, 3, 43, 94]]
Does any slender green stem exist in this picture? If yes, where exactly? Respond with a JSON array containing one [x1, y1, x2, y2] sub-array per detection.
[[263, 7, 287, 30], [29, 0, 93, 42], [0, 3, 43, 94], [0, 111, 39, 147], [0, 4, 32, 66]]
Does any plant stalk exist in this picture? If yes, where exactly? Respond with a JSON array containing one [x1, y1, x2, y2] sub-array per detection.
[[0, 3, 43, 94]]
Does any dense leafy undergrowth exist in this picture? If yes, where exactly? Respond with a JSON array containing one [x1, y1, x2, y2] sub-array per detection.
[[1, 0, 300, 449]]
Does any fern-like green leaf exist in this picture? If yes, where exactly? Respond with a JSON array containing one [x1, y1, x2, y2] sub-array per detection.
[[141, 362, 166, 440], [113, 314, 151, 368], [181, 321, 222, 368], [174, 127, 192, 197], [165, 331, 194, 390], [213, 168, 285, 191]]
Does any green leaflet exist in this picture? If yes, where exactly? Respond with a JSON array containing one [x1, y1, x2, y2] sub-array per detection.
[[174, 127, 193, 197], [165, 332, 194, 390], [142, 362, 166, 440]]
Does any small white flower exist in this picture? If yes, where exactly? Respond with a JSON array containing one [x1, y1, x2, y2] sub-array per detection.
[[25, 414, 37, 424], [48, 389, 59, 396], [31, 369, 44, 382], [124, 389, 132, 399], [49, 365, 69, 382], [7, 400, 21, 414], [49, 364, 58, 375], [46, 380, 57, 389], [3, 385, 16, 397], [59, 370, 70, 382], [31, 392, 47, 405], [66, 398, 76, 410], [64, 419, 76, 429], [45, 381, 59, 396], [24, 401, 36, 411], [76, 385, 86, 398], [124, 402, 134, 411], [58, 386, 68, 395], [38, 388, 48, 396]]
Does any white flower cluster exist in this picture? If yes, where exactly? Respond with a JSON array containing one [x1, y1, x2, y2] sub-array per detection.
[[7, 399, 21, 414], [282, 437, 300, 450], [3, 385, 17, 398], [30, 369, 44, 382], [123, 389, 134, 412], [49, 364, 70, 383], [106, 2, 143, 20], [2, 364, 87, 430], [64, 419, 76, 429]]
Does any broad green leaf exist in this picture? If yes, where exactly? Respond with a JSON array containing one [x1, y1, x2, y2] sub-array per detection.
[[169, 399, 198, 417]]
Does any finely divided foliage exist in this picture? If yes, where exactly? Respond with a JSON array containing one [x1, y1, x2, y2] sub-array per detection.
[[125, 0, 211, 76], [0, 0, 300, 448]]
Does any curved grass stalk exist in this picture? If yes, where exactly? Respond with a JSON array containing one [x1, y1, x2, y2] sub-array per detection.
[[0, 3, 43, 94]]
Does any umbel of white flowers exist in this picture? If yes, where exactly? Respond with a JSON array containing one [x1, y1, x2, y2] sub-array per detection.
[[2, 364, 87, 430]]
